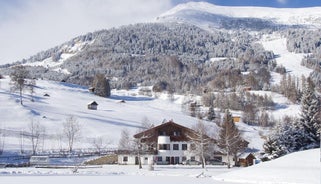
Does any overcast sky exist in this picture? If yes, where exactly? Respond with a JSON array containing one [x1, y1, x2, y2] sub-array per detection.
[[1, 0, 320, 65]]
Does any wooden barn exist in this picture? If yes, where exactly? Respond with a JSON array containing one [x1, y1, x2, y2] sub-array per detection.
[[238, 153, 256, 167], [87, 101, 98, 110]]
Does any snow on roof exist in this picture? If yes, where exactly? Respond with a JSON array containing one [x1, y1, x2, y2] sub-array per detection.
[[88, 101, 98, 105]]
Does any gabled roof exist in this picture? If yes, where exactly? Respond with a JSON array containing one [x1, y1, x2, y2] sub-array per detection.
[[238, 152, 256, 159], [134, 120, 197, 140], [88, 101, 98, 105]]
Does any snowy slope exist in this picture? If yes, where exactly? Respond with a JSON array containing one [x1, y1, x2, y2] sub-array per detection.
[[214, 149, 320, 184], [0, 77, 205, 151], [20, 38, 94, 75], [0, 74, 302, 155], [157, 2, 321, 30], [0, 149, 319, 184], [261, 33, 313, 81]]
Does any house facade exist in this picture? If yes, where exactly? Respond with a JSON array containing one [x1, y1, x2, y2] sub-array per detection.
[[118, 121, 201, 165], [118, 120, 250, 166]]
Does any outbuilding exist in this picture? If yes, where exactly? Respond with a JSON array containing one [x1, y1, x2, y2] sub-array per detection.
[[88, 101, 98, 110], [238, 153, 256, 167]]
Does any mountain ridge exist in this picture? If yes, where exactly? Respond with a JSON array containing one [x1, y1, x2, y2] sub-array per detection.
[[156, 1, 321, 30]]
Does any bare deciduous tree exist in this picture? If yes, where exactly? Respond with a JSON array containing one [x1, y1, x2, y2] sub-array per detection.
[[92, 136, 109, 155], [118, 129, 132, 151], [29, 79, 36, 102], [28, 119, 45, 155], [63, 116, 81, 153], [189, 119, 214, 169], [10, 65, 29, 105]]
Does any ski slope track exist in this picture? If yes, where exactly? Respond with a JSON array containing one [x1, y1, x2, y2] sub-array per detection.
[[261, 34, 313, 80]]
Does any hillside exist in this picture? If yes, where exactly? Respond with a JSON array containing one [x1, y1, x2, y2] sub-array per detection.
[[0, 76, 208, 151], [1, 22, 274, 92], [1, 2, 321, 94], [0, 68, 301, 154], [214, 149, 320, 184]]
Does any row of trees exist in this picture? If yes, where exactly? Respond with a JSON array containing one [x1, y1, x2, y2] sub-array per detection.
[[184, 90, 275, 127], [0, 116, 82, 156], [264, 79, 321, 158]]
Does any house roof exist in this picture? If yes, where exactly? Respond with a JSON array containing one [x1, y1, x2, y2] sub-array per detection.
[[238, 152, 256, 159], [88, 101, 98, 105], [134, 121, 193, 138]]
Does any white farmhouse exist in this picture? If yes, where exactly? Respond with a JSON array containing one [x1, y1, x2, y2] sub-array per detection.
[[118, 121, 203, 165]]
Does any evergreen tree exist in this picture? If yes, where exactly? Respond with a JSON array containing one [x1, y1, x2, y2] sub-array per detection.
[[295, 79, 320, 149], [264, 79, 321, 159], [92, 74, 111, 97], [218, 109, 247, 168]]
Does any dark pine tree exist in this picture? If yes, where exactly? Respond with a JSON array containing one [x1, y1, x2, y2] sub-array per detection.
[[295, 79, 320, 149], [218, 109, 247, 168]]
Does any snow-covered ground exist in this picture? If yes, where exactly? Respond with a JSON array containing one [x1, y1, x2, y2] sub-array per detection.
[[0, 77, 201, 151], [0, 149, 319, 184], [215, 149, 320, 184], [0, 74, 296, 153]]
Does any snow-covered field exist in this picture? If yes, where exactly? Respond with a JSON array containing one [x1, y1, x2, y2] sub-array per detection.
[[0, 76, 204, 149], [0, 149, 319, 184]]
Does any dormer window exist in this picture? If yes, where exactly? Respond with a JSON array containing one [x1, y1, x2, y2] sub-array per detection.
[[173, 131, 181, 136], [159, 131, 166, 136]]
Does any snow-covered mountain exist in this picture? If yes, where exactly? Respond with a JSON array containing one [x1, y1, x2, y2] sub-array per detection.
[[156, 2, 321, 31]]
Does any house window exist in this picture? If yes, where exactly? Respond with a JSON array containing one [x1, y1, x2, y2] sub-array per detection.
[[182, 144, 187, 150], [166, 157, 170, 163], [157, 156, 162, 162], [173, 144, 179, 150], [175, 157, 179, 164], [159, 131, 166, 136], [173, 131, 181, 136], [159, 144, 170, 150], [123, 156, 128, 162], [214, 156, 222, 162]]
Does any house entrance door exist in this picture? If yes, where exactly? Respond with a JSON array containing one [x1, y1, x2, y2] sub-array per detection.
[[135, 156, 139, 165], [170, 157, 174, 164]]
